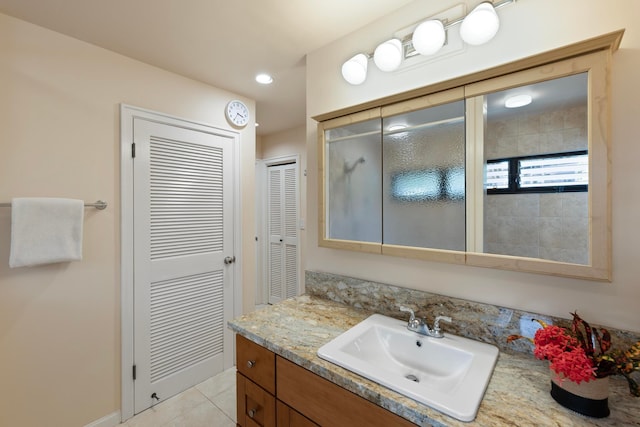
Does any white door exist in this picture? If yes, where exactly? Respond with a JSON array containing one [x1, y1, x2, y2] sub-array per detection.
[[132, 118, 234, 413], [267, 163, 299, 303]]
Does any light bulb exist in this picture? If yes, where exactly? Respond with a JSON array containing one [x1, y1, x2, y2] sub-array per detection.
[[460, 2, 500, 46], [373, 39, 403, 72], [341, 53, 368, 85], [412, 20, 446, 56]]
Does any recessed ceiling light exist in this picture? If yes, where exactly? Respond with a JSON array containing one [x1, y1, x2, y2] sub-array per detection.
[[256, 73, 273, 84], [505, 94, 532, 108]]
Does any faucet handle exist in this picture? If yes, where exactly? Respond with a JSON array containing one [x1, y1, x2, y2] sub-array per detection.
[[399, 306, 415, 320], [433, 315, 452, 335], [399, 306, 414, 315], [400, 306, 420, 328]]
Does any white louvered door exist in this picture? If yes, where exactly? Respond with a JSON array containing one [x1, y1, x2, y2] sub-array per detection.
[[132, 118, 234, 414], [267, 163, 299, 304]]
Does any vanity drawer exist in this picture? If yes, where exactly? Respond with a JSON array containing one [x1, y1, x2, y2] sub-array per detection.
[[237, 372, 276, 427], [236, 334, 276, 394], [276, 356, 416, 427]]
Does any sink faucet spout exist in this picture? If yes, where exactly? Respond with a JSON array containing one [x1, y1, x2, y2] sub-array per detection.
[[399, 307, 452, 338]]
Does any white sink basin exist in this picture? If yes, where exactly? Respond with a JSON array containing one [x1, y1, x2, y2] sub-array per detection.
[[317, 314, 499, 422]]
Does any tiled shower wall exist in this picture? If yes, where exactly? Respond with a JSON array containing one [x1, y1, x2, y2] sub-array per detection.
[[484, 105, 588, 264]]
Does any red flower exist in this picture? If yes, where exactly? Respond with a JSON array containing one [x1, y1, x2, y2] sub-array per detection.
[[550, 347, 596, 384], [533, 323, 596, 383]]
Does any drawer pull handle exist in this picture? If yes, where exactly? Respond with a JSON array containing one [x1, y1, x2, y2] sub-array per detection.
[[248, 408, 257, 418], [247, 360, 256, 368]]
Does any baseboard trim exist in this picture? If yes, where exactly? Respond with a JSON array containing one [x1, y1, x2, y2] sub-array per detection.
[[84, 411, 121, 427]]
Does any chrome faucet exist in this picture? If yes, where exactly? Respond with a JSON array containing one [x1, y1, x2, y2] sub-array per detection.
[[400, 306, 452, 338]]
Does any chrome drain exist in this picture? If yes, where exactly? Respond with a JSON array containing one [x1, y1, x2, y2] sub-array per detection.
[[405, 374, 419, 383]]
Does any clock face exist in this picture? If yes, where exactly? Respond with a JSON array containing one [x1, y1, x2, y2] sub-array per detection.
[[226, 100, 249, 127]]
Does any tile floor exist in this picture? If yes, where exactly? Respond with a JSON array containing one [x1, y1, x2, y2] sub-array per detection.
[[120, 367, 237, 427]]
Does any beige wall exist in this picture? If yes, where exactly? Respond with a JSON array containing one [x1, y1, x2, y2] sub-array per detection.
[[261, 126, 306, 161], [0, 13, 255, 427], [306, 0, 640, 333]]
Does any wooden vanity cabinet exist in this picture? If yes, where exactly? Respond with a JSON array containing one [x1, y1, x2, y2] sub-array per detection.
[[236, 335, 276, 427], [236, 334, 416, 427]]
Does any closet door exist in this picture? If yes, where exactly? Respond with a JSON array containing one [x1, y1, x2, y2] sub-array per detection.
[[132, 117, 235, 414], [267, 163, 299, 303]]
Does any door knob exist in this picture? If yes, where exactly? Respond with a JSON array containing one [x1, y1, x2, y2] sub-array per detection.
[[224, 256, 236, 265]]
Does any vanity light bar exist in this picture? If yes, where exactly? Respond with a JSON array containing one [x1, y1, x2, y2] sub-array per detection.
[[342, 0, 517, 84]]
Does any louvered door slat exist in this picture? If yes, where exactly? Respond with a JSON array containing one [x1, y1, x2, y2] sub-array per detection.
[[285, 244, 298, 298], [284, 167, 297, 239], [149, 270, 224, 383], [149, 137, 223, 261], [269, 169, 282, 236], [269, 242, 282, 300]]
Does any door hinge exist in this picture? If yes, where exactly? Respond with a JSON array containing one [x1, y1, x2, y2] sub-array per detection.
[[131, 142, 136, 158], [133, 364, 137, 380]]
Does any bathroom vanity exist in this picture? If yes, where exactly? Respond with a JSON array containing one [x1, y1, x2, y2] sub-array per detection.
[[229, 295, 638, 426], [236, 334, 414, 426]]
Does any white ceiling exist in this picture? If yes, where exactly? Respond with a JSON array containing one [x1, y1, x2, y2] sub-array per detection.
[[0, 0, 415, 135]]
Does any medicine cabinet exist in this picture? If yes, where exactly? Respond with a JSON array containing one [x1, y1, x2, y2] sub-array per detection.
[[316, 30, 623, 281]]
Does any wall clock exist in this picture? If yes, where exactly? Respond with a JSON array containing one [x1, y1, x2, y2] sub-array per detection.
[[225, 100, 249, 128]]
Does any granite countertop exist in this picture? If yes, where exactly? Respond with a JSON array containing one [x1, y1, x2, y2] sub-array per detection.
[[228, 295, 639, 427]]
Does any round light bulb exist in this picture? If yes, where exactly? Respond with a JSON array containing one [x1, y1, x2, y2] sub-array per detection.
[[341, 53, 368, 85], [460, 2, 500, 46], [373, 38, 403, 72], [412, 20, 446, 56]]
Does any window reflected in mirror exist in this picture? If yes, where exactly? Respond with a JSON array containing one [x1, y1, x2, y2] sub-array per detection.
[[483, 73, 589, 264]]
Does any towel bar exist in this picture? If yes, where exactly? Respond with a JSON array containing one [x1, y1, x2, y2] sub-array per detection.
[[0, 200, 107, 210]]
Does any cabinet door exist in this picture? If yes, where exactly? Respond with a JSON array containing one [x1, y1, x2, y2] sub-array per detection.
[[237, 373, 276, 427], [277, 400, 319, 427]]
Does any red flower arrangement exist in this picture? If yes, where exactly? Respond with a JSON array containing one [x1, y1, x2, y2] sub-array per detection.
[[508, 312, 640, 396], [532, 323, 595, 383]]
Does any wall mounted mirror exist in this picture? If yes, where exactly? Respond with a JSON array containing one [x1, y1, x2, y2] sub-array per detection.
[[482, 73, 588, 264], [317, 31, 622, 281]]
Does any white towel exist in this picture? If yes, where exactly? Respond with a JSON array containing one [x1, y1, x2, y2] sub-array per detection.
[[9, 198, 84, 268]]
